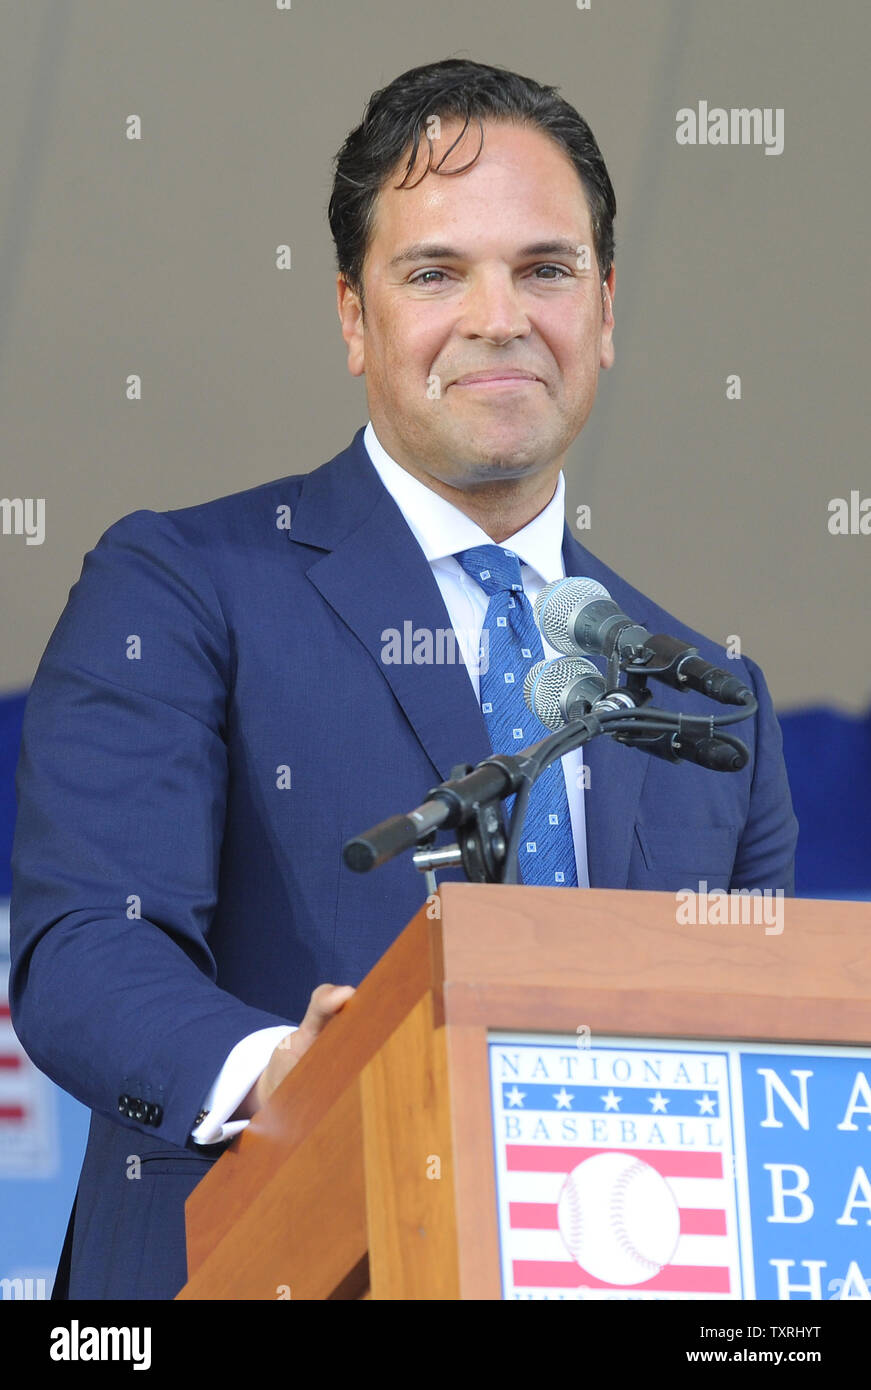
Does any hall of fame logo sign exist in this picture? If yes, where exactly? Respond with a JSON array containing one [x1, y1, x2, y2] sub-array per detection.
[[488, 1033, 871, 1300]]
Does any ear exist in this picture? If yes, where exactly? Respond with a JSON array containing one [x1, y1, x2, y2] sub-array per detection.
[[600, 266, 615, 370], [337, 275, 365, 377]]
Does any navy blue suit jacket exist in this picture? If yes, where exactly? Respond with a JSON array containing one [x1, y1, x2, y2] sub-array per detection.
[[9, 427, 797, 1298]]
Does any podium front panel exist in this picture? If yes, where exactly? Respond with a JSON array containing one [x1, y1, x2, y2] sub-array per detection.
[[485, 1031, 871, 1301]]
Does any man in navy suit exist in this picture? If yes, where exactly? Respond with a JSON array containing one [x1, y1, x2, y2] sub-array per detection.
[[9, 59, 797, 1299]]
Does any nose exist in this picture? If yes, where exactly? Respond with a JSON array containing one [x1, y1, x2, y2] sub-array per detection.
[[457, 266, 532, 345]]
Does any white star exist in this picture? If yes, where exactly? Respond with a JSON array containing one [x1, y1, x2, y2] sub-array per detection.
[[649, 1092, 670, 1113], [553, 1088, 574, 1110], [696, 1093, 717, 1115], [505, 1086, 526, 1108], [601, 1089, 622, 1112]]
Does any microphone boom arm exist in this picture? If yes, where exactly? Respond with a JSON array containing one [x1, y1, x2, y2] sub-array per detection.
[[343, 691, 758, 884]]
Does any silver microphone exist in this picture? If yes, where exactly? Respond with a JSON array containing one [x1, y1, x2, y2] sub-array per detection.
[[523, 656, 606, 731], [533, 577, 650, 658]]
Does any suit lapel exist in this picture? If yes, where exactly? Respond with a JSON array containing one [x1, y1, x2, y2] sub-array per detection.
[[287, 430, 492, 784], [561, 525, 652, 888]]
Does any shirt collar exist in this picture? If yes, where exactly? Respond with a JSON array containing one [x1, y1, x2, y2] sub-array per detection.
[[363, 419, 566, 586]]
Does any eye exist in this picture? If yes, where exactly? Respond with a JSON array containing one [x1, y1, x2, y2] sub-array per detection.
[[533, 264, 572, 280], [409, 269, 448, 286]]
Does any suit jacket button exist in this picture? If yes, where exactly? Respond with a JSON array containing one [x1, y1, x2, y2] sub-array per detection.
[[150, 1104, 163, 1126], [118, 1094, 130, 1113]]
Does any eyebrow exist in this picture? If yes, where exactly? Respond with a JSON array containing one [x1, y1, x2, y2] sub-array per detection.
[[388, 239, 584, 269]]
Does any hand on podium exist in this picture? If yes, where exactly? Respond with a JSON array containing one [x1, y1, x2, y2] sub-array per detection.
[[234, 983, 356, 1120]]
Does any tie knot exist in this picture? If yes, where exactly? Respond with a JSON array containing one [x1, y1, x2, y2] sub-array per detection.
[[455, 544, 524, 597]]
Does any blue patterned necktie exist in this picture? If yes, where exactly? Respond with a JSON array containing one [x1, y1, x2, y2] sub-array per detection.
[[455, 545, 578, 887]]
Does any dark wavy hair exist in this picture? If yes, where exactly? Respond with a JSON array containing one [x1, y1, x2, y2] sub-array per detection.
[[328, 58, 616, 311]]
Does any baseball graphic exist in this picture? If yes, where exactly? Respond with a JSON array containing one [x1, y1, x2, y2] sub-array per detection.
[[557, 1151, 680, 1285]]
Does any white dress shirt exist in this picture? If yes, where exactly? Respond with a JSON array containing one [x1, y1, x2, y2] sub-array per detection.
[[192, 420, 590, 1143]]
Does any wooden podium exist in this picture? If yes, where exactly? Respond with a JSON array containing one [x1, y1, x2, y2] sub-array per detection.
[[176, 884, 871, 1300]]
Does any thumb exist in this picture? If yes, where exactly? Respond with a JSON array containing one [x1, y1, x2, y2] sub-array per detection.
[[298, 982, 355, 1037]]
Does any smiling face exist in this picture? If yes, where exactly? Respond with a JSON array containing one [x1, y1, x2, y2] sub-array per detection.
[[337, 117, 615, 506]]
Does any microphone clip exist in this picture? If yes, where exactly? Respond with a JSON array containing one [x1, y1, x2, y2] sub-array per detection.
[[620, 632, 700, 688], [413, 762, 510, 888]]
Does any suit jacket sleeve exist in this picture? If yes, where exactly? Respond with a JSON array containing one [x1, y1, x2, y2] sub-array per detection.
[[730, 652, 799, 895], [9, 509, 293, 1149]]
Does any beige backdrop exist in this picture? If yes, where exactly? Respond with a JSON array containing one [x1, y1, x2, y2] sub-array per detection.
[[1, 0, 868, 710]]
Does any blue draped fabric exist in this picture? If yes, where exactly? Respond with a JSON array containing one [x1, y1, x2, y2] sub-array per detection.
[[779, 705, 871, 899]]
